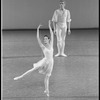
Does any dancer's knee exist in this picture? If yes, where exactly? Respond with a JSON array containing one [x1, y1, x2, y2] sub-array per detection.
[[33, 63, 36, 68], [46, 73, 51, 77], [62, 38, 65, 43], [57, 39, 62, 44], [45, 73, 51, 79], [58, 39, 63, 47], [33, 63, 38, 69]]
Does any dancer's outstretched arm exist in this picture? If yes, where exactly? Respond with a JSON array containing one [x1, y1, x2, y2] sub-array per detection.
[[48, 20, 54, 47], [37, 25, 45, 49]]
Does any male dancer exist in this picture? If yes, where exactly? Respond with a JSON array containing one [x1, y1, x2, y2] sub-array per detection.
[[52, 0, 71, 57]]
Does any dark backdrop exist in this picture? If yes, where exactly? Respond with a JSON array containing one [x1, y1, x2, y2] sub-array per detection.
[[2, 0, 99, 29]]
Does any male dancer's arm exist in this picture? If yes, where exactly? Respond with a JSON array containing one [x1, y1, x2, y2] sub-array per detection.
[[67, 10, 71, 35], [49, 20, 54, 47], [52, 10, 57, 35], [53, 22, 57, 35], [37, 25, 45, 49]]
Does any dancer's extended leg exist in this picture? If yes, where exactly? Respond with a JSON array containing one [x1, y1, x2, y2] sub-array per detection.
[[14, 64, 39, 80]]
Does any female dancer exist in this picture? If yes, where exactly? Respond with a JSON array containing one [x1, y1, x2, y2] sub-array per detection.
[[14, 20, 54, 96]]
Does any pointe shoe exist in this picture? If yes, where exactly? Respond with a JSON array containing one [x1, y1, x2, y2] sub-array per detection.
[[46, 93, 49, 97], [14, 77, 19, 80], [14, 76, 22, 80], [61, 53, 67, 57], [44, 90, 49, 96], [55, 53, 60, 57]]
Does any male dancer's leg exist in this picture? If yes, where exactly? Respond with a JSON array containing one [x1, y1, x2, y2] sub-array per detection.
[[55, 27, 62, 57], [61, 27, 67, 56]]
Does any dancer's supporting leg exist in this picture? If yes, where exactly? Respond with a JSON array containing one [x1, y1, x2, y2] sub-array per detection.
[[61, 27, 67, 57], [14, 64, 39, 80], [44, 62, 53, 97], [44, 74, 50, 96]]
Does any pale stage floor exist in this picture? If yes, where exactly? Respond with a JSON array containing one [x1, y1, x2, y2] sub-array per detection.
[[2, 29, 99, 100]]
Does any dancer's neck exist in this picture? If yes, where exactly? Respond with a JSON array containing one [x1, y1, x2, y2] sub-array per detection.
[[60, 7, 65, 11], [45, 43, 51, 49]]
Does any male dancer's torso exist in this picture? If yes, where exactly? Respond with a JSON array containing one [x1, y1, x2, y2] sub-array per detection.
[[55, 9, 68, 28]]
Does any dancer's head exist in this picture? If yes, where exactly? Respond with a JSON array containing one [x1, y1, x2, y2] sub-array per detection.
[[44, 35, 50, 45], [59, 0, 66, 9]]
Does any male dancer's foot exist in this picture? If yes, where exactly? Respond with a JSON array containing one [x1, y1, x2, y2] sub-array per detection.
[[55, 53, 60, 57], [61, 53, 67, 57]]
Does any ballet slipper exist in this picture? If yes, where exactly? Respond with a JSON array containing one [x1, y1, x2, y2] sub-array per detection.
[[44, 90, 49, 96], [46, 93, 49, 97], [14, 76, 23, 80], [55, 53, 60, 57], [14, 77, 20, 80], [61, 53, 67, 57]]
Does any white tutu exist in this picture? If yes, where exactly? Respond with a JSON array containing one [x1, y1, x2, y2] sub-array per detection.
[[34, 58, 53, 76]]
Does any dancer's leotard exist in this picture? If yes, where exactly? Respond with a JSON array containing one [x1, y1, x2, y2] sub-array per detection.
[[34, 45, 53, 76]]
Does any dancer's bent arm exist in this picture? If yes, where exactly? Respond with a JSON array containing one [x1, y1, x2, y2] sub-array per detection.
[[48, 20, 54, 47], [37, 25, 45, 49]]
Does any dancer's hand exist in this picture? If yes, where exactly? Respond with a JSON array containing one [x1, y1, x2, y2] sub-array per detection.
[[38, 24, 43, 29], [54, 29, 56, 35], [68, 30, 71, 35]]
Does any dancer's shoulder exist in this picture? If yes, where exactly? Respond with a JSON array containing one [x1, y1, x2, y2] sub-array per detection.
[[64, 9, 69, 12], [66, 9, 70, 12], [64, 9, 70, 14], [41, 44, 46, 50], [54, 9, 59, 13]]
